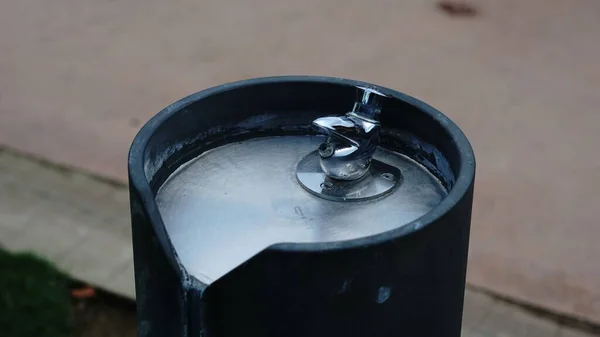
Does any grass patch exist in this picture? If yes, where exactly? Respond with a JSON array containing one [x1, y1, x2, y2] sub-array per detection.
[[0, 250, 73, 337]]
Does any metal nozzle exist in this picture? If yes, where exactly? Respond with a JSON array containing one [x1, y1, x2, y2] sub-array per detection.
[[311, 87, 388, 181]]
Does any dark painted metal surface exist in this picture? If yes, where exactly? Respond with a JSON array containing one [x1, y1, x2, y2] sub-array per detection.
[[128, 76, 475, 337]]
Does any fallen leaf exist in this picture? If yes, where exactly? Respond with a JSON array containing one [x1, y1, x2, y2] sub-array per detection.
[[437, 1, 478, 17], [71, 286, 96, 299]]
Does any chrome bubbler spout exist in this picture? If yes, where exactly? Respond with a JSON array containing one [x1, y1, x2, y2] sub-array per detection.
[[312, 87, 388, 180]]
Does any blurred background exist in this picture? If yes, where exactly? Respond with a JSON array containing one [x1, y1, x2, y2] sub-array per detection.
[[0, 0, 598, 336]]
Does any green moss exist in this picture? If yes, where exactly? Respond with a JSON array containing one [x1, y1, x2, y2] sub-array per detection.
[[0, 250, 73, 337]]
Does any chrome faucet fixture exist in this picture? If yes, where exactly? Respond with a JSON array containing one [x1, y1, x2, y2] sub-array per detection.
[[312, 87, 388, 180]]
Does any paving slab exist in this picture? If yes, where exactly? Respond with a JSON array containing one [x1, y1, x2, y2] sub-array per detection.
[[0, 149, 133, 298], [1, 0, 600, 324], [1, 148, 598, 336]]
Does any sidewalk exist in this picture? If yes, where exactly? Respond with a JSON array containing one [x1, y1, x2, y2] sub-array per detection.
[[3, 1, 600, 322], [0, 147, 596, 337], [0, 148, 133, 297]]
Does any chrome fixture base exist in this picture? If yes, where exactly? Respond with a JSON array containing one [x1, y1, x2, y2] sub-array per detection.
[[296, 150, 402, 202]]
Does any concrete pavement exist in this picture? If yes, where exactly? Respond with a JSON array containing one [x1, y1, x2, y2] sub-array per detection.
[[1, 0, 600, 324], [0, 147, 597, 336]]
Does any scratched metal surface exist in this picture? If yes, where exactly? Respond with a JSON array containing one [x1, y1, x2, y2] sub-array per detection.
[[156, 136, 446, 283]]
